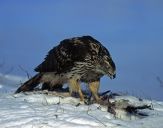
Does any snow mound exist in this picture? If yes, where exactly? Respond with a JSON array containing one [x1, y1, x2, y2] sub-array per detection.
[[0, 74, 163, 128], [0, 92, 163, 128]]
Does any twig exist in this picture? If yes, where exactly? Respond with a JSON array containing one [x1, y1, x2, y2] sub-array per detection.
[[99, 90, 111, 96], [18, 65, 31, 79], [86, 106, 107, 127], [156, 76, 163, 87]]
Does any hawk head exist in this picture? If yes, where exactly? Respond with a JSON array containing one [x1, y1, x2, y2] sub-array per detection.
[[102, 55, 116, 79], [97, 45, 116, 79]]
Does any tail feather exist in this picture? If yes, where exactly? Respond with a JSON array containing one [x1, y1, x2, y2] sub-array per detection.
[[15, 73, 43, 93]]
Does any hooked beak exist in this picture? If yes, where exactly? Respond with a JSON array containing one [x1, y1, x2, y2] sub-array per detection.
[[108, 73, 116, 79], [113, 74, 116, 79]]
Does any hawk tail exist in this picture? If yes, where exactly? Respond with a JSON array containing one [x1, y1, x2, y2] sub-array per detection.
[[15, 73, 43, 93]]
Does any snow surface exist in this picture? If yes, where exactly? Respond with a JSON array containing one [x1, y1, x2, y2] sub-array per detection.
[[0, 74, 163, 128]]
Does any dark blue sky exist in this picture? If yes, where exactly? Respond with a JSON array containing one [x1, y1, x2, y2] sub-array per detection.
[[0, 0, 163, 100]]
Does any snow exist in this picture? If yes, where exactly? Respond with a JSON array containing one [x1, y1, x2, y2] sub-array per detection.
[[0, 74, 163, 128]]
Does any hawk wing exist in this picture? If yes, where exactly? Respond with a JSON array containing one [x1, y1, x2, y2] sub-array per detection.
[[34, 37, 92, 73]]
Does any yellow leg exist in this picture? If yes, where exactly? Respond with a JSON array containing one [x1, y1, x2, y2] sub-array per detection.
[[68, 79, 84, 101], [89, 81, 100, 102]]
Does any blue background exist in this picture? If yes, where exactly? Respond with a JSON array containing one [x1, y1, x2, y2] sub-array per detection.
[[0, 0, 163, 100]]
